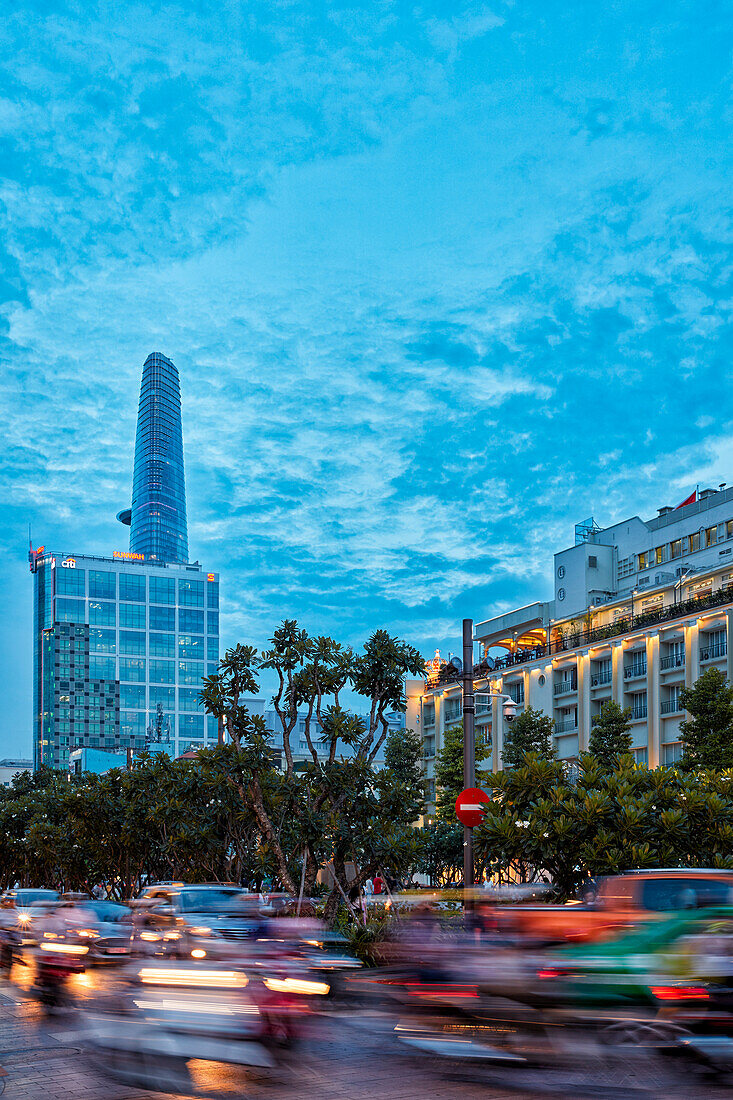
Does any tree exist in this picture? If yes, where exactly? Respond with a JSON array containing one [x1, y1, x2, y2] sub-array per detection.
[[588, 701, 633, 769], [680, 668, 733, 769], [434, 722, 489, 822], [502, 706, 554, 769], [475, 754, 733, 899], [200, 621, 426, 918], [384, 727, 425, 822]]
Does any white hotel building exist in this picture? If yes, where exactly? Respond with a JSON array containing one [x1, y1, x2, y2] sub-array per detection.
[[408, 485, 733, 808]]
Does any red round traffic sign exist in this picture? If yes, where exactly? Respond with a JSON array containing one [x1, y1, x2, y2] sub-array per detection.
[[455, 787, 490, 828]]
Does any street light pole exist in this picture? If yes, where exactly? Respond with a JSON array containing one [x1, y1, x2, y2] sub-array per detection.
[[462, 618, 475, 889]]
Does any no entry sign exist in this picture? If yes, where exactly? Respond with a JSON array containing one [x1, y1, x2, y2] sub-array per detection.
[[455, 787, 490, 828]]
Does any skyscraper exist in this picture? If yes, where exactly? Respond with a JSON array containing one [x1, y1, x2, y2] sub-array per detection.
[[30, 352, 219, 771], [116, 352, 188, 564]]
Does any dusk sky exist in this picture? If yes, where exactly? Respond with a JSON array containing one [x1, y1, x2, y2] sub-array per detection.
[[2, 1, 732, 756]]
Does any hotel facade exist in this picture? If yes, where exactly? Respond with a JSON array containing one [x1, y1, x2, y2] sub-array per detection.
[[408, 486, 733, 808]]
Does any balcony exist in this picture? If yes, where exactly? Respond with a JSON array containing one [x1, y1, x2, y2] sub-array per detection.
[[548, 582, 733, 656], [591, 669, 612, 686], [554, 680, 577, 696], [661, 699, 682, 715], [554, 718, 577, 734], [700, 641, 727, 662], [660, 653, 685, 670], [631, 704, 648, 721], [624, 663, 647, 680]]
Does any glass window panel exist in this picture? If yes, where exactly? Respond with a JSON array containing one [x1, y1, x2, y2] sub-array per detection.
[[206, 715, 219, 739], [119, 657, 146, 682], [149, 685, 175, 709], [149, 632, 175, 658], [89, 601, 116, 627], [56, 568, 85, 596], [207, 637, 219, 661], [150, 659, 175, 683], [119, 603, 146, 630], [179, 608, 204, 633], [89, 656, 115, 680], [178, 660, 205, 686], [120, 711, 147, 737], [119, 573, 146, 602], [89, 627, 116, 653], [207, 581, 219, 609], [179, 714, 204, 735], [207, 612, 219, 636], [119, 630, 146, 656], [149, 576, 175, 604], [120, 684, 145, 708], [178, 579, 204, 607], [89, 571, 116, 599], [178, 634, 204, 659], [150, 605, 175, 632], [178, 687, 202, 711], [207, 662, 218, 676], [56, 598, 85, 623]]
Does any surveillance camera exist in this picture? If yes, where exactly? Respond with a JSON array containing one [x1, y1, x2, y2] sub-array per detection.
[[503, 699, 518, 723]]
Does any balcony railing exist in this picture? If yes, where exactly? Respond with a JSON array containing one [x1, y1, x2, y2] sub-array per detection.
[[554, 680, 577, 695], [624, 663, 647, 680], [549, 583, 733, 655], [661, 699, 682, 714], [631, 704, 648, 720], [660, 653, 685, 670], [700, 641, 727, 661], [425, 583, 733, 689], [554, 719, 577, 734], [591, 669, 612, 686]]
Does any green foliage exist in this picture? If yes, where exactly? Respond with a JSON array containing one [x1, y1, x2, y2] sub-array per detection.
[[680, 667, 733, 769], [588, 701, 633, 769], [474, 754, 733, 899], [434, 722, 488, 822], [415, 819, 463, 885], [502, 706, 554, 769], [384, 726, 425, 821]]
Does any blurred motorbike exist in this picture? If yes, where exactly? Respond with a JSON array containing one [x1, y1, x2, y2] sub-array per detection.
[[34, 935, 88, 1012]]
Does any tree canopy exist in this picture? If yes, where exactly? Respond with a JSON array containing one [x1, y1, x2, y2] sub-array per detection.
[[588, 700, 633, 769], [501, 706, 554, 769], [680, 667, 733, 769], [433, 721, 489, 822]]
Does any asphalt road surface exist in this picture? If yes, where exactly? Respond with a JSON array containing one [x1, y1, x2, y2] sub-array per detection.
[[0, 960, 729, 1100]]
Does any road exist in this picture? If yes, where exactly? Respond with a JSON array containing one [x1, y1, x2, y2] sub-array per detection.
[[0, 960, 535, 1100], [0, 959, 727, 1100]]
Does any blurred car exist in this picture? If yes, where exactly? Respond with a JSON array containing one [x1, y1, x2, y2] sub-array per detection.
[[5, 891, 61, 944], [79, 901, 133, 964], [138, 884, 263, 946]]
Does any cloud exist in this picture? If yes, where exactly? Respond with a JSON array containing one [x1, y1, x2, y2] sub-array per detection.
[[2, 0, 733, 752]]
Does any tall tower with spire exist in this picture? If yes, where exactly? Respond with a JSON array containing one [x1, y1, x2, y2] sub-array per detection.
[[117, 352, 189, 563]]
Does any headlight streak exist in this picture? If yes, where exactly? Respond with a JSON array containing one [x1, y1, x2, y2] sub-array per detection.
[[263, 977, 330, 996]]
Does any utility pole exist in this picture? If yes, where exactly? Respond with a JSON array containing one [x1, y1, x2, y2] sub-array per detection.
[[462, 617, 475, 889]]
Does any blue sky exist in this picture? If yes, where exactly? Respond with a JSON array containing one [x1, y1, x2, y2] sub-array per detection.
[[1, 0, 733, 755]]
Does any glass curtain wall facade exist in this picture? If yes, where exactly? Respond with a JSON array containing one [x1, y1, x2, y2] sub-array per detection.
[[31, 554, 219, 770], [127, 352, 188, 564]]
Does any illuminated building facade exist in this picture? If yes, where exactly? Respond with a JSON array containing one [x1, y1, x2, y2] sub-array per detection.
[[408, 485, 733, 810], [31, 552, 219, 770], [117, 351, 188, 564]]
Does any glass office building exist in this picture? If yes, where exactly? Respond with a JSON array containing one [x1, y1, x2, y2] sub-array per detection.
[[31, 553, 219, 770], [117, 352, 188, 564], [32, 350, 219, 771]]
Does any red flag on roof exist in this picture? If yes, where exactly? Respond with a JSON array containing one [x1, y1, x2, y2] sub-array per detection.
[[675, 489, 697, 509]]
